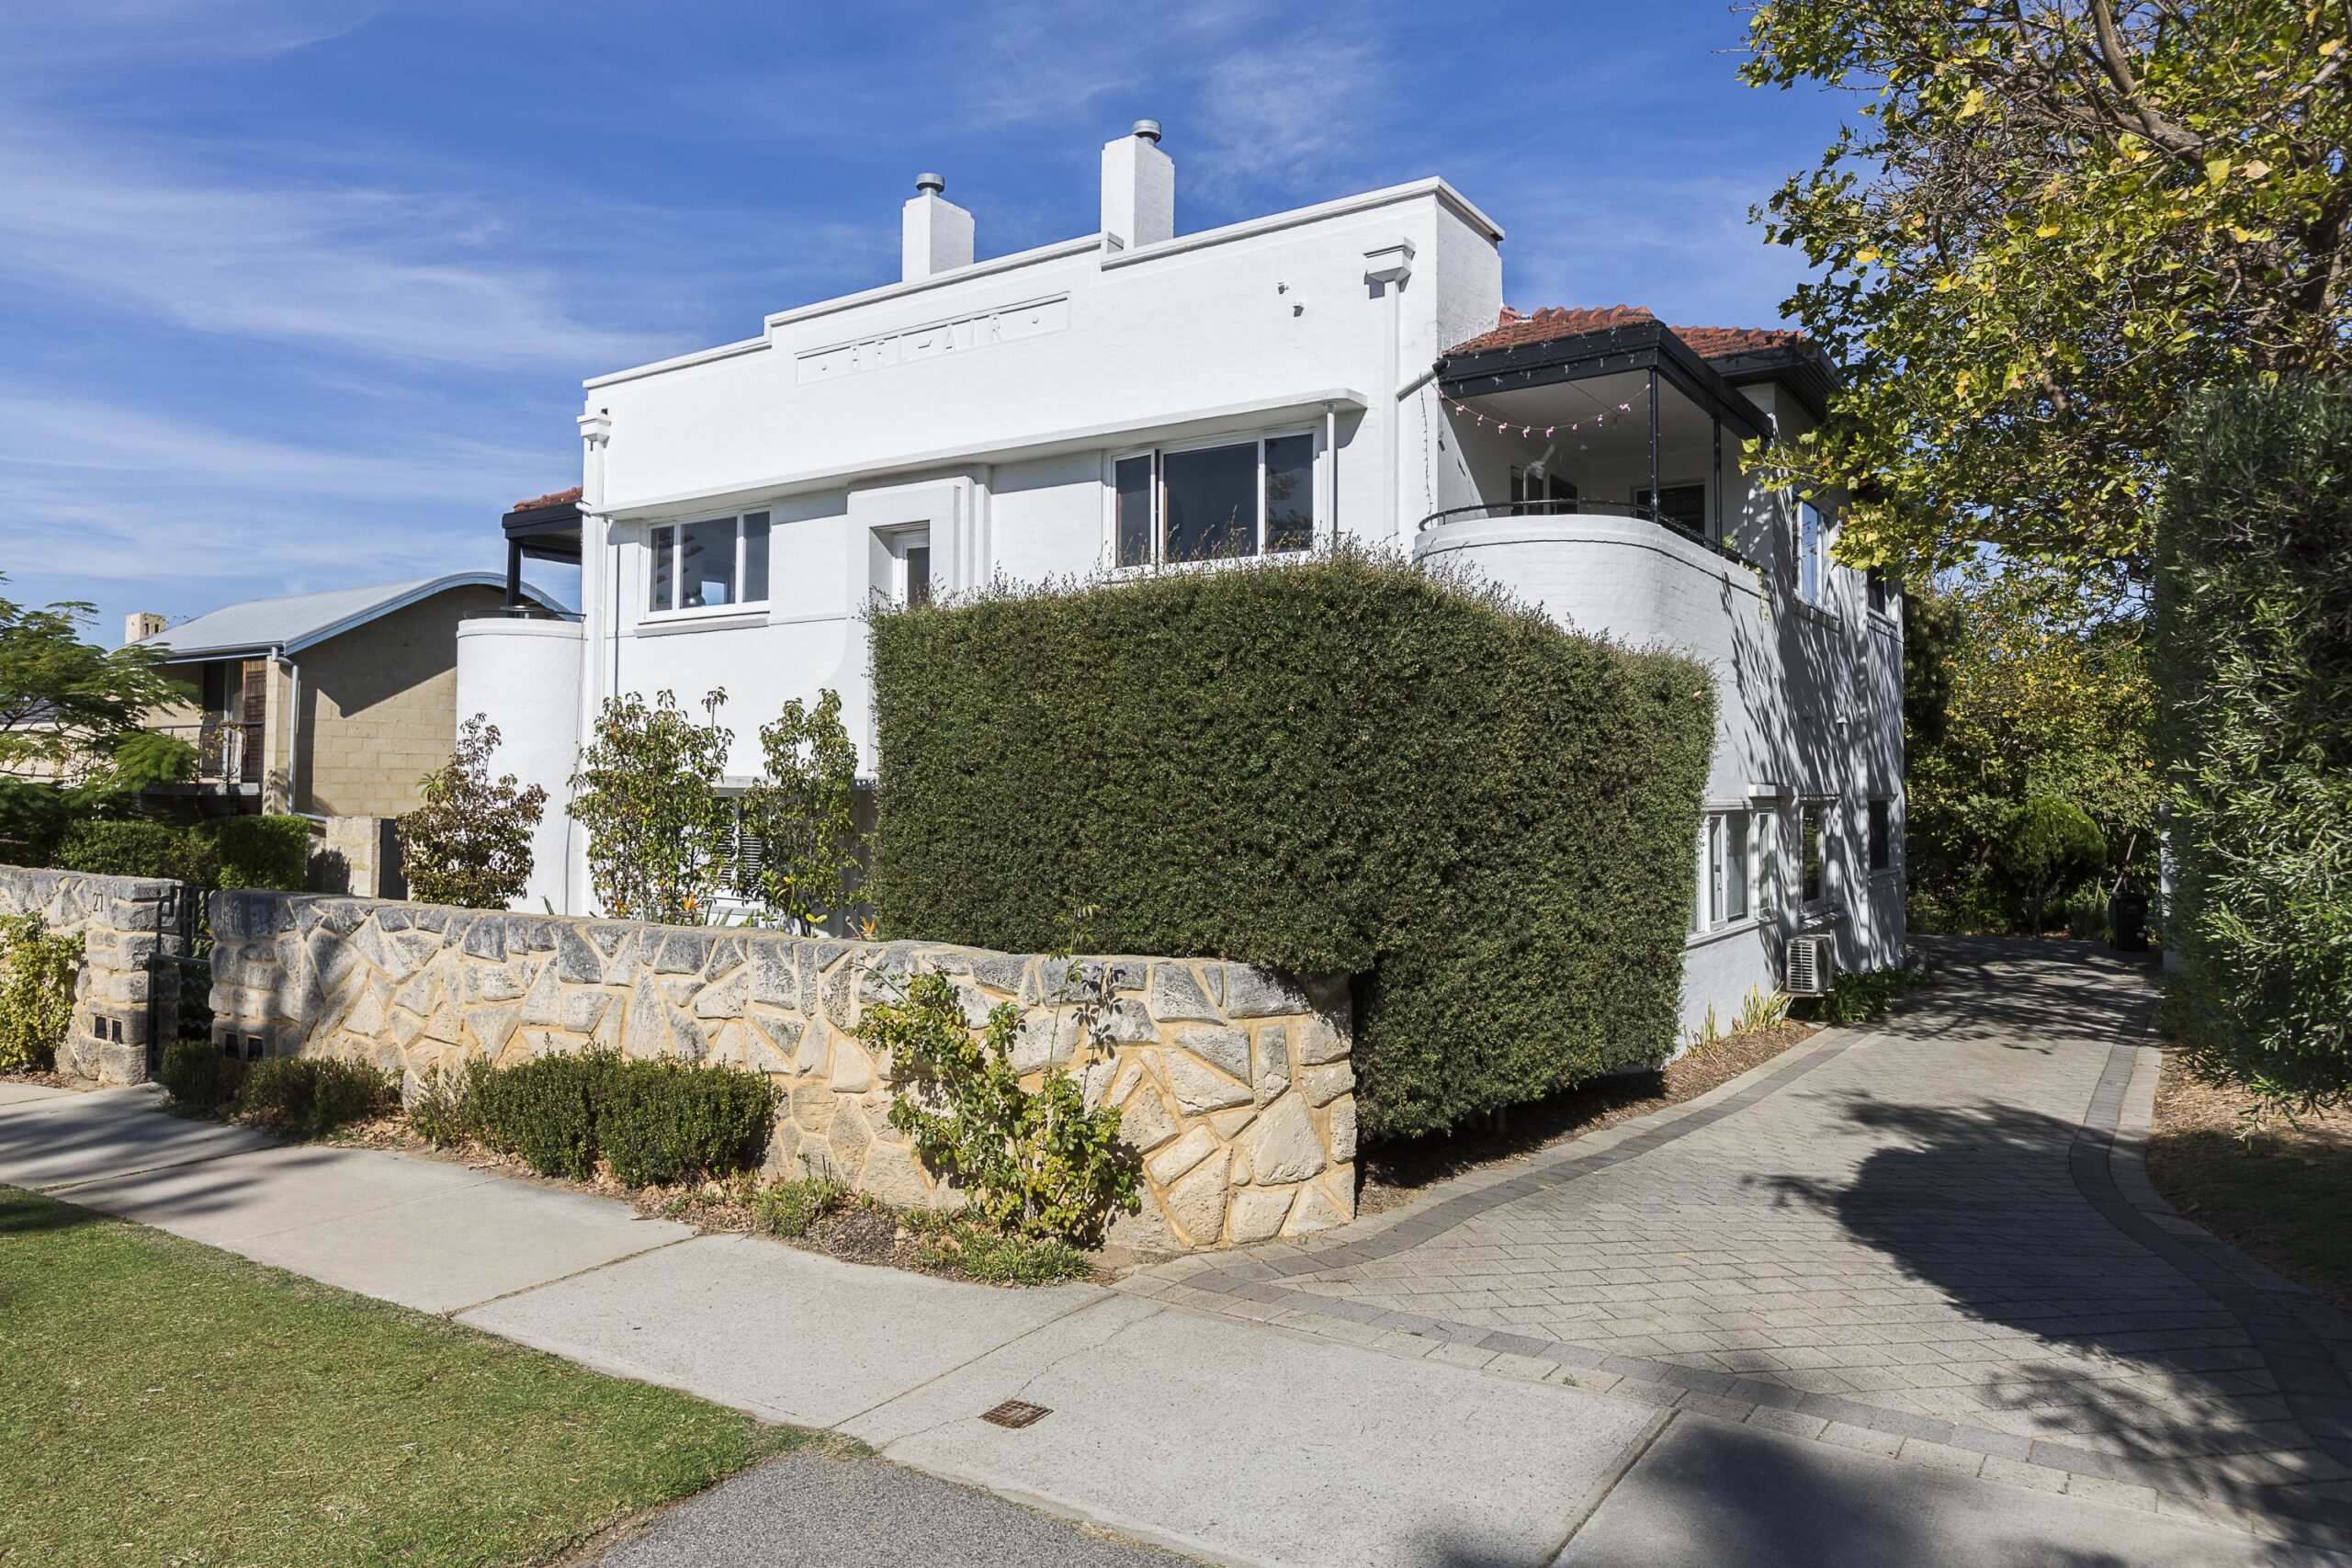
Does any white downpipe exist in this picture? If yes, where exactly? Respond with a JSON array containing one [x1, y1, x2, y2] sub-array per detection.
[[1380, 282, 1401, 543]]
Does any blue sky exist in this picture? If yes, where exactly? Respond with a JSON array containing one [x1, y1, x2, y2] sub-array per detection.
[[1, 1, 1849, 645]]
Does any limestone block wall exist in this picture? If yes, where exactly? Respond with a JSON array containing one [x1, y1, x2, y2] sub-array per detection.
[[208, 891, 1357, 1249], [0, 864, 187, 1084]]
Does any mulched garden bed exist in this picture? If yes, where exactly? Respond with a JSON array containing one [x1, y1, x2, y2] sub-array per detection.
[[1356, 1022, 1816, 1215], [2146, 1049, 2352, 1314]]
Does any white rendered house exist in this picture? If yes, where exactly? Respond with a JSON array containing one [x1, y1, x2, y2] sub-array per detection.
[[464, 122, 1906, 1034]]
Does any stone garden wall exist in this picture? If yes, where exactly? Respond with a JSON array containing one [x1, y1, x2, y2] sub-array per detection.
[[207, 890, 1358, 1249], [0, 864, 187, 1085]]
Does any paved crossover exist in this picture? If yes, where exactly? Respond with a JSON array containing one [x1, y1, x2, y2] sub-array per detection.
[[1134, 937, 2352, 1555]]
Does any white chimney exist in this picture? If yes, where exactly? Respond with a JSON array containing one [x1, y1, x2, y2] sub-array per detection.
[[901, 173, 974, 281], [125, 612, 165, 645], [1101, 119, 1173, 250]]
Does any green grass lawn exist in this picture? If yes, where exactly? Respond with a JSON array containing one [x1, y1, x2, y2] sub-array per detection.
[[0, 1184, 808, 1567]]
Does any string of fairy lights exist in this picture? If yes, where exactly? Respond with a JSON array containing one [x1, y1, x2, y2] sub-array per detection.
[[1442, 392, 1637, 442]]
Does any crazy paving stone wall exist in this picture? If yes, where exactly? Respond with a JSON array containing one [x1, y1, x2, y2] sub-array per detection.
[[207, 890, 1357, 1249], [0, 864, 187, 1085]]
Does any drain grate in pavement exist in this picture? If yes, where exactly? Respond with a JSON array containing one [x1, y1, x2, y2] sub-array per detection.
[[979, 1399, 1051, 1429]]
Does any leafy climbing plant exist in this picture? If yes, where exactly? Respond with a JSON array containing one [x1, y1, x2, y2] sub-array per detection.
[[566, 689, 733, 925], [0, 914, 82, 1073], [401, 715, 548, 908], [869, 968, 1139, 1245], [740, 690, 863, 934]]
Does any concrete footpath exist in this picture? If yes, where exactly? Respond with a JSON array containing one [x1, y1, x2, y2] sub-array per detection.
[[2, 1080, 2343, 1567]]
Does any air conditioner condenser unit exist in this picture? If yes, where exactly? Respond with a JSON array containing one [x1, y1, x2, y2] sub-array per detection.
[[1784, 934, 1837, 997]]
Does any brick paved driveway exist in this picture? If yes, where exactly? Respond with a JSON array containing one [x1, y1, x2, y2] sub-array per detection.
[[1133, 939, 2352, 1543]]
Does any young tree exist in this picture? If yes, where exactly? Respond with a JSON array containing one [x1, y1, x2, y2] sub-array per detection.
[[566, 690, 733, 925], [1741, 2, 2352, 587], [740, 690, 863, 934], [399, 716, 549, 909], [0, 575, 184, 783]]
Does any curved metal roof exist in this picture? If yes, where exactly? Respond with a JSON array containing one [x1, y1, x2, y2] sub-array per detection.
[[136, 573, 570, 660]]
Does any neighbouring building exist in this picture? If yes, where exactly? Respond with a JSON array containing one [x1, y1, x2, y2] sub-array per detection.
[[465, 122, 1905, 1033], [133, 574, 568, 820]]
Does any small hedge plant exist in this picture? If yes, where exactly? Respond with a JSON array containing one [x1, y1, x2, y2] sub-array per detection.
[[868, 969, 1138, 1246], [52, 814, 311, 892], [157, 1042, 393, 1133], [159, 1040, 245, 1115], [420, 1049, 775, 1187], [0, 915, 83, 1073], [240, 1057, 395, 1138], [869, 547, 1715, 1139]]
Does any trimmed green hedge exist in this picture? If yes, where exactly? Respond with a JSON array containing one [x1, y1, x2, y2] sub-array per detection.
[[51, 815, 311, 892], [2156, 382, 2352, 1107], [454, 1049, 776, 1186], [869, 549, 1715, 1140]]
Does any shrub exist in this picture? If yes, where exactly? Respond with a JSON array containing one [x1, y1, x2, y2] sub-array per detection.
[[912, 1218, 1092, 1285], [2156, 382, 2352, 1109], [739, 690, 864, 934], [1796, 964, 1935, 1027], [239, 1056, 395, 1138], [159, 1040, 243, 1114], [752, 1173, 851, 1238], [200, 815, 311, 892], [566, 691, 734, 925], [870, 969, 1138, 1245], [408, 1062, 486, 1147], [1991, 796, 2107, 933], [53, 819, 194, 881], [868, 547, 1715, 1139], [598, 1058, 776, 1187], [0, 915, 82, 1073], [469, 1050, 619, 1180], [461, 1049, 775, 1187], [401, 715, 548, 909]]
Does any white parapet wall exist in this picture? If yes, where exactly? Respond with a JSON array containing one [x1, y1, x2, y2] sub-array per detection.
[[207, 890, 1358, 1250], [455, 617, 583, 914]]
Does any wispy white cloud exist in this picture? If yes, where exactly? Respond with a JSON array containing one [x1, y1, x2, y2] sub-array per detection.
[[0, 126, 675, 372], [0, 389, 548, 592]]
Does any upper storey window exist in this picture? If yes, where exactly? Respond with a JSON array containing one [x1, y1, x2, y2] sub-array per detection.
[[650, 513, 770, 614], [1794, 501, 1827, 609], [1114, 433, 1316, 569]]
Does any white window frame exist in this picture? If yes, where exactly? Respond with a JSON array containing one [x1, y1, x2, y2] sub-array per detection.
[[1691, 808, 1759, 938], [1793, 499, 1828, 611], [646, 511, 772, 619], [1868, 795, 1899, 874], [1798, 798, 1833, 908], [1108, 427, 1320, 570]]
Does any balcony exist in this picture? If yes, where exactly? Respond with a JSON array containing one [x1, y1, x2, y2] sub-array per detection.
[[143, 717, 264, 795]]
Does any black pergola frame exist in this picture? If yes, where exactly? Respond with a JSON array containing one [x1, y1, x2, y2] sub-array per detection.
[[499, 495, 584, 612], [1438, 320, 1775, 550]]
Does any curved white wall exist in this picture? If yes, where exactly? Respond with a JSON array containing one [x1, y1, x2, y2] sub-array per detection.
[[1414, 518, 1905, 1039], [456, 618, 583, 912]]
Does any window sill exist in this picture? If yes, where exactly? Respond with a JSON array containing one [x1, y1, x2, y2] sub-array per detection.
[[1685, 915, 1765, 950], [637, 606, 771, 636]]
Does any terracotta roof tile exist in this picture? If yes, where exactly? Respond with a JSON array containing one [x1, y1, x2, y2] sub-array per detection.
[[1446, 306, 1805, 364], [510, 485, 583, 511], [1671, 324, 1805, 360], [1448, 305, 1656, 356]]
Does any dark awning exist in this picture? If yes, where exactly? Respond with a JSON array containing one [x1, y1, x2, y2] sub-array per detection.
[[1441, 319, 1772, 443]]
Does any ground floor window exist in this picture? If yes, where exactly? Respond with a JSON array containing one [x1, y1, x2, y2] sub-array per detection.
[[1799, 800, 1828, 904], [1869, 796, 1894, 872], [1692, 809, 1757, 933], [1114, 432, 1316, 568]]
